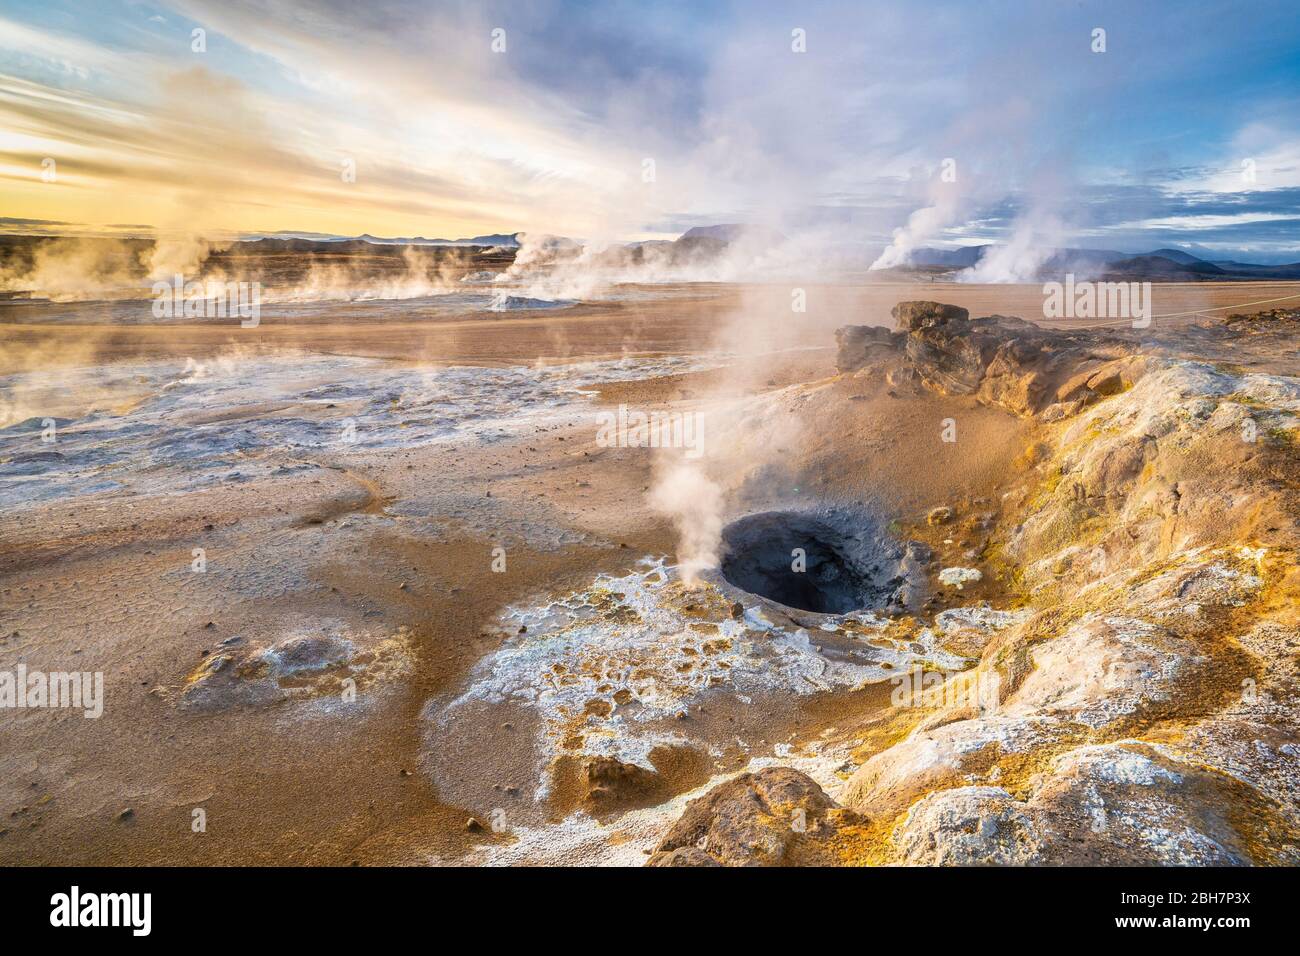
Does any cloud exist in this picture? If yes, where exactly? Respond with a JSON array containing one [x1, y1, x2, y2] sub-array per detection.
[[0, 0, 1298, 254]]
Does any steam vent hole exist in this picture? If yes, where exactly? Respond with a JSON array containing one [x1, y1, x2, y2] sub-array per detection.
[[719, 510, 898, 614]]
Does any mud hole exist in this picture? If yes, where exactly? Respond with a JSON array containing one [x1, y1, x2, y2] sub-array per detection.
[[719, 509, 903, 614]]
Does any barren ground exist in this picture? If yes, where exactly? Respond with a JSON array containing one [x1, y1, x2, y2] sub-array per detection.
[[1, 281, 1297, 864]]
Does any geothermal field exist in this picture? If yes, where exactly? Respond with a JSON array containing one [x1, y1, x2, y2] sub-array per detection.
[[3, 6, 1300, 913], [3, 235, 1299, 869]]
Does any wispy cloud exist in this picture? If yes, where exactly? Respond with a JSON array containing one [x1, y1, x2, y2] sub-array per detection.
[[2, 0, 1299, 253]]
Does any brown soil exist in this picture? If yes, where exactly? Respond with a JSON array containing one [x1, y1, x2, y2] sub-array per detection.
[[2, 281, 1297, 865]]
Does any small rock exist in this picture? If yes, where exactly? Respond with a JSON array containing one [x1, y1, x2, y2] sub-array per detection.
[[938, 567, 982, 589], [927, 506, 954, 526]]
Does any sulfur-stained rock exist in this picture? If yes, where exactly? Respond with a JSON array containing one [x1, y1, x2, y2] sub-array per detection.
[[886, 364, 920, 391], [843, 713, 1063, 821], [710, 309, 1300, 868], [932, 605, 1026, 659], [1086, 355, 1148, 395], [890, 742, 1297, 866], [1028, 742, 1297, 865], [1052, 361, 1107, 404], [999, 613, 1206, 730], [894, 786, 1046, 865]]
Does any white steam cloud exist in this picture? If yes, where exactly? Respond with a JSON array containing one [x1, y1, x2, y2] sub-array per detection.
[[649, 460, 725, 586]]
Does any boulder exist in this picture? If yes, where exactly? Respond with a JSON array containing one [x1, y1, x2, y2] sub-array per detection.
[[890, 743, 1280, 865], [842, 714, 1062, 821], [645, 768, 851, 866], [894, 786, 1047, 865], [999, 613, 1204, 730], [891, 300, 970, 332]]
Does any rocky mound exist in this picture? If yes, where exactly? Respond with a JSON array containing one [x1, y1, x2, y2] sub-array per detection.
[[646, 768, 857, 866], [172, 626, 412, 711], [837, 299, 1148, 418], [654, 303, 1300, 866]]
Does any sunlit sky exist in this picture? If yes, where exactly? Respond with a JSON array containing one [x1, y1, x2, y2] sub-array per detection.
[[3, 0, 1299, 257]]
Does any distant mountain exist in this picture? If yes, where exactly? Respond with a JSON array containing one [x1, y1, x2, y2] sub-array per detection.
[[1104, 255, 1226, 277], [1107, 247, 1300, 279], [457, 233, 521, 247], [680, 224, 750, 241], [1045, 248, 1129, 271], [355, 232, 520, 247], [904, 246, 1127, 270], [679, 224, 787, 245], [898, 244, 1300, 281], [1142, 248, 1207, 266], [243, 231, 522, 248], [1209, 260, 1300, 279], [907, 246, 989, 268], [249, 230, 353, 242]]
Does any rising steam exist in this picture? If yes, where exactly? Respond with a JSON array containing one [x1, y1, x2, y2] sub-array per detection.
[[649, 460, 725, 586]]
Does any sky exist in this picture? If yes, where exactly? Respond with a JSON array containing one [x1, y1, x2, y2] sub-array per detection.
[[2, 0, 1299, 258]]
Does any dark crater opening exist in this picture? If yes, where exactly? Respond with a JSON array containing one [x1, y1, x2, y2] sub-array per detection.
[[720, 509, 906, 614]]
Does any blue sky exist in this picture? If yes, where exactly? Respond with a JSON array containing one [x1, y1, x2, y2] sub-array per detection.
[[2, 0, 1299, 258]]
